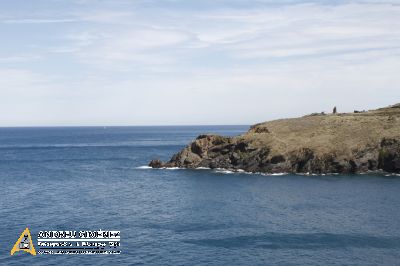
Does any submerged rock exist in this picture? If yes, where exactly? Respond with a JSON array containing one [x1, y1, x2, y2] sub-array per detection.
[[149, 104, 400, 174]]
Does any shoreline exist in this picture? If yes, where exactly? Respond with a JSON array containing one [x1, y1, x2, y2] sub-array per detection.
[[137, 165, 400, 177]]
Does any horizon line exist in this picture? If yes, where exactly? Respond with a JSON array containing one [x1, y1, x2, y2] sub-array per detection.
[[0, 124, 251, 128]]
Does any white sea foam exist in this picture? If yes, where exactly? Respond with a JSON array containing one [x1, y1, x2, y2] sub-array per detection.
[[260, 172, 288, 176], [384, 173, 400, 177], [270, 173, 289, 176], [135, 165, 152, 169], [135, 166, 184, 170], [215, 169, 235, 174], [212, 168, 289, 176]]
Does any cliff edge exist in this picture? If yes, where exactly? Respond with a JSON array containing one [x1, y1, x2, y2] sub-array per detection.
[[149, 104, 400, 174]]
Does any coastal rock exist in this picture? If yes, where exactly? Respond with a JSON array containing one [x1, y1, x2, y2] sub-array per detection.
[[149, 104, 400, 174], [149, 159, 165, 168], [379, 138, 400, 173]]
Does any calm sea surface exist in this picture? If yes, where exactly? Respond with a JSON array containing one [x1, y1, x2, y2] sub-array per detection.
[[0, 126, 399, 265]]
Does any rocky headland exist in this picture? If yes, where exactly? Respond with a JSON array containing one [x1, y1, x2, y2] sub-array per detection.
[[149, 104, 400, 174]]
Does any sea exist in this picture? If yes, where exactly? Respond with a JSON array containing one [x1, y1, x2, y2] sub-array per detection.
[[0, 126, 399, 265]]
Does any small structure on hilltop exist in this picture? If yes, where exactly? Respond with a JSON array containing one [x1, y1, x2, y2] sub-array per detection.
[[333, 106, 337, 114]]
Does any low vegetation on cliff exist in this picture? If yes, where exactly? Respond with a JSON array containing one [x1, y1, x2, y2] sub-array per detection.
[[150, 104, 400, 174]]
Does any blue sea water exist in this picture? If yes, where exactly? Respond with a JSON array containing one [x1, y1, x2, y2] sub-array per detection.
[[0, 126, 400, 265]]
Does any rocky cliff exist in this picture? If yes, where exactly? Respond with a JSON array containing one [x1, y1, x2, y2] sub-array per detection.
[[149, 104, 400, 174]]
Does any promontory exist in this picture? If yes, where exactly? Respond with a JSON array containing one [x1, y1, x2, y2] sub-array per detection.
[[149, 104, 400, 174]]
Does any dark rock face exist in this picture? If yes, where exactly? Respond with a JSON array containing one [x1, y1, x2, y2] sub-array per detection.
[[149, 135, 400, 174], [379, 139, 400, 173], [149, 159, 164, 168]]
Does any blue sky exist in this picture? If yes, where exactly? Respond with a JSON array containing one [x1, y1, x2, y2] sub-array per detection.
[[0, 0, 399, 126]]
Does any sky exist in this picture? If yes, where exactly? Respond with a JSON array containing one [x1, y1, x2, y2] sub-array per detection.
[[0, 0, 399, 126]]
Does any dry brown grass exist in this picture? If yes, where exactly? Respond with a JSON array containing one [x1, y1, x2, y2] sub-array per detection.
[[240, 106, 400, 158]]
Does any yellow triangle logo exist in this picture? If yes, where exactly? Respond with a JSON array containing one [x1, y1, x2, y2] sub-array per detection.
[[10, 228, 36, 256]]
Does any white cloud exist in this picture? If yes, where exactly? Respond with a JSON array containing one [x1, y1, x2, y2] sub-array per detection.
[[190, 2, 400, 61], [67, 28, 192, 68], [81, 11, 134, 23], [59, 1, 400, 69], [2, 18, 78, 24], [0, 54, 42, 62]]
